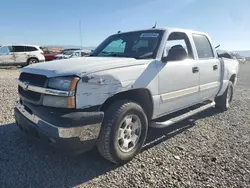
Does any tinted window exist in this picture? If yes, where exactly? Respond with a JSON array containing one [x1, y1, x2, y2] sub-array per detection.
[[0, 46, 10, 54], [0, 47, 3, 54], [132, 39, 148, 52], [192, 34, 214, 59], [166, 39, 188, 54], [26, 46, 38, 51], [102, 39, 126, 53], [81, 52, 89, 56], [13, 46, 26, 52], [72, 52, 81, 56], [165, 32, 194, 59], [64, 51, 74, 55], [44, 51, 53, 54], [8, 46, 13, 52]]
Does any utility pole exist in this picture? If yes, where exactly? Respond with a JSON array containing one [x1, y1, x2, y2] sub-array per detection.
[[79, 19, 83, 49]]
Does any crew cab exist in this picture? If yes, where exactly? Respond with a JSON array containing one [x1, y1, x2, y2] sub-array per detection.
[[14, 27, 239, 164]]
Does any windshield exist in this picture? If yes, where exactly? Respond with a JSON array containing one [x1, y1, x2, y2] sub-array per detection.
[[72, 52, 81, 56], [92, 30, 163, 59], [63, 51, 74, 55]]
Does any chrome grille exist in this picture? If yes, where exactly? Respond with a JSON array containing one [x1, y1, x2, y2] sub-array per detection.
[[18, 73, 47, 103], [19, 72, 47, 87]]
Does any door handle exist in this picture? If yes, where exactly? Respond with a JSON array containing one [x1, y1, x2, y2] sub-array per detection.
[[192, 67, 199, 73], [213, 65, 218, 70]]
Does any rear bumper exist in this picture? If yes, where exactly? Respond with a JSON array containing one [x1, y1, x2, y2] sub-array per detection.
[[14, 101, 104, 153]]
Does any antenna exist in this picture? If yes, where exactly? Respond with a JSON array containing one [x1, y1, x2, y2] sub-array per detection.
[[152, 22, 157, 29], [215, 44, 220, 49], [79, 20, 83, 49]]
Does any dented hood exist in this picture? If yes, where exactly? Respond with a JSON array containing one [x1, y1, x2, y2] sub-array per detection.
[[21, 57, 148, 77]]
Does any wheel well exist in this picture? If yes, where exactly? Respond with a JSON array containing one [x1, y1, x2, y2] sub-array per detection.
[[229, 74, 236, 84], [100, 89, 154, 119], [27, 57, 38, 63]]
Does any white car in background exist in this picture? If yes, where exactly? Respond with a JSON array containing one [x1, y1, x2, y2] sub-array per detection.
[[238, 57, 246, 63], [0, 44, 45, 66], [53, 50, 75, 60], [70, 49, 92, 58], [54, 49, 91, 60]]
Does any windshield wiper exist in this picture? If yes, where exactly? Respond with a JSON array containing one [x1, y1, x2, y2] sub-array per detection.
[[95, 51, 137, 59], [136, 52, 153, 59], [110, 53, 137, 58], [100, 52, 126, 57], [100, 51, 112, 54]]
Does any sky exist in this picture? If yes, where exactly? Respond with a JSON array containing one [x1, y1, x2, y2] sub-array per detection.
[[1, 0, 250, 50]]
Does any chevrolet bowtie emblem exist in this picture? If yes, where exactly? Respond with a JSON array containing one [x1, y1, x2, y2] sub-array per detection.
[[22, 82, 29, 91]]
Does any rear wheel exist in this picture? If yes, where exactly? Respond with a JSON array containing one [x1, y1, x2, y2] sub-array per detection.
[[215, 81, 233, 111], [27, 58, 38, 65], [97, 100, 148, 164]]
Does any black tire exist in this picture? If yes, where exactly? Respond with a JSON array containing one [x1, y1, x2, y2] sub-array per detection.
[[97, 100, 148, 164], [215, 81, 233, 111], [27, 58, 38, 65]]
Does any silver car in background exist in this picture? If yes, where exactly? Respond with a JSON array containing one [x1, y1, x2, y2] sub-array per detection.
[[53, 49, 91, 60]]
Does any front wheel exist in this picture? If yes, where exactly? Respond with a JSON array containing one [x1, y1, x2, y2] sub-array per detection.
[[215, 81, 233, 111], [97, 100, 148, 164]]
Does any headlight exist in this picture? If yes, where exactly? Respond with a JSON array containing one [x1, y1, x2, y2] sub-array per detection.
[[44, 76, 79, 108], [43, 95, 76, 108], [48, 77, 79, 91]]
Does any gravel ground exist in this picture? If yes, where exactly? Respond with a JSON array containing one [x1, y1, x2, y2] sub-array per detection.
[[0, 64, 250, 188]]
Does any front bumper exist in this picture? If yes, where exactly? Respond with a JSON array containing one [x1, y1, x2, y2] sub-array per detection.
[[14, 101, 104, 153], [38, 58, 45, 63]]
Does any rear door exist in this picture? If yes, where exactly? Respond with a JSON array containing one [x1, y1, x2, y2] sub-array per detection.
[[13, 46, 27, 64], [192, 34, 220, 101]]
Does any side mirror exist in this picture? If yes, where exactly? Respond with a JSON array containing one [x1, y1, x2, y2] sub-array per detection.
[[162, 56, 168, 62], [162, 45, 188, 63]]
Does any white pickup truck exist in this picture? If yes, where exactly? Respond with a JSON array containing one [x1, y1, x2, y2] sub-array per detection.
[[15, 27, 239, 164]]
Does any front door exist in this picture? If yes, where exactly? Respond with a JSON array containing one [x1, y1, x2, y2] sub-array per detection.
[[0, 46, 15, 65], [157, 32, 200, 116], [192, 34, 220, 101]]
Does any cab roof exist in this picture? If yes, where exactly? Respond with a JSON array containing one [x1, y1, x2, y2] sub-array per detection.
[[114, 27, 209, 37]]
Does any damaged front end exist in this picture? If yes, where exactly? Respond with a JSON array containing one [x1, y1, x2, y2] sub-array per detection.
[[15, 72, 104, 153]]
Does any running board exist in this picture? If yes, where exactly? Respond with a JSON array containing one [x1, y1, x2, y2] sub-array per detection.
[[150, 101, 215, 128]]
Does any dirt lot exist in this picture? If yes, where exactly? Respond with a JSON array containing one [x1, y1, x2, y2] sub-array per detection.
[[0, 63, 249, 188]]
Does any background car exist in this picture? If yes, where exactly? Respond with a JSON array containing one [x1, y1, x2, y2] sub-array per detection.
[[216, 50, 234, 59], [43, 50, 58, 61], [69, 49, 92, 58], [53, 50, 75, 60], [230, 52, 246, 63], [54, 49, 91, 60], [0, 44, 45, 66], [59, 48, 81, 54]]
